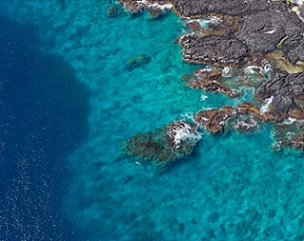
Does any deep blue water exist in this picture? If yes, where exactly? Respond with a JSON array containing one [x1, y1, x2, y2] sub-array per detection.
[[0, 15, 90, 241]]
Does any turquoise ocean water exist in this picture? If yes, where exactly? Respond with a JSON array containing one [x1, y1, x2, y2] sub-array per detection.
[[1, 1, 304, 240]]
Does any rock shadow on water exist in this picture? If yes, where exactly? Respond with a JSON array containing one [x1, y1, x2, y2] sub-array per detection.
[[0, 15, 90, 241]]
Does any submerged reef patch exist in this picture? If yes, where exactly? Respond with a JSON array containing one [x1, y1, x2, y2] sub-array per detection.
[[123, 121, 201, 167], [122, 0, 304, 165], [125, 54, 151, 71]]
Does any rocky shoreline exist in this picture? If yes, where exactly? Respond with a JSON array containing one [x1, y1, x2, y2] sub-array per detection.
[[121, 0, 304, 166]]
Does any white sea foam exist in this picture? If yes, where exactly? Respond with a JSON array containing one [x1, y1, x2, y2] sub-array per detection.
[[260, 96, 274, 114], [200, 94, 208, 101], [235, 117, 258, 129], [222, 66, 231, 77], [203, 16, 222, 25], [180, 112, 196, 122], [279, 117, 304, 125], [262, 59, 272, 75], [244, 60, 271, 79], [168, 122, 202, 149], [184, 16, 221, 29], [244, 65, 262, 75], [122, 0, 173, 14], [137, 0, 173, 11]]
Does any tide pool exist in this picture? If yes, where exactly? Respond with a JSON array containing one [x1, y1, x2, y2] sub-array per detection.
[[1, 1, 304, 241]]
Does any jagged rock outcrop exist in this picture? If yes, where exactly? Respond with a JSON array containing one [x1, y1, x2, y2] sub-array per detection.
[[237, 7, 304, 63], [179, 35, 248, 66], [170, 0, 270, 17], [255, 71, 304, 120]]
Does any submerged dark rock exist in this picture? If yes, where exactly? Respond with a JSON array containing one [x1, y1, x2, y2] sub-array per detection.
[[107, 6, 118, 18], [125, 54, 151, 71], [123, 121, 201, 167]]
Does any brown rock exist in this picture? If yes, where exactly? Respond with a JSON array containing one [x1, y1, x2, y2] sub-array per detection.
[[236, 102, 265, 121], [189, 69, 240, 98], [195, 108, 232, 134], [289, 135, 304, 149]]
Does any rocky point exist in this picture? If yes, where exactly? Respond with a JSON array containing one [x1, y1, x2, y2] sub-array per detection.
[[121, 0, 304, 165]]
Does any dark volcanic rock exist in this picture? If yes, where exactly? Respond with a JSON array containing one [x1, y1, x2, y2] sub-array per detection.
[[179, 35, 248, 65], [255, 71, 304, 120], [236, 10, 286, 54], [237, 8, 304, 62], [170, 0, 270, 17]]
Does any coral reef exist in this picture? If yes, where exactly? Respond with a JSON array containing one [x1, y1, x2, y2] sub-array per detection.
[[107, 6, 118, 18], [126, 54, 151, 70], [272, 120, 304, 150], [123, 121, 201, 167]]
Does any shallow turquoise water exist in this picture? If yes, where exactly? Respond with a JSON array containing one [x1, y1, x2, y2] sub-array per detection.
[[2, 1, 304, 241]]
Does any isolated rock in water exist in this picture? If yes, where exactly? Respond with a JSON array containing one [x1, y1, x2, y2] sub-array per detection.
[[107, 6, 118, 18], [123, 121, 201, 167], [125, 54, 151, 70], [179, 35, 248, 66]]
